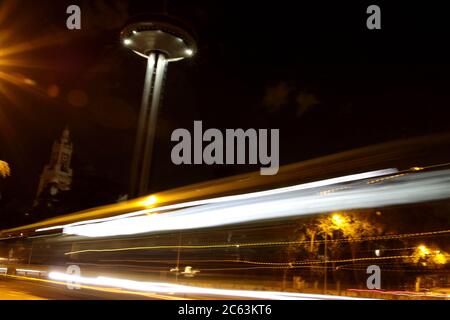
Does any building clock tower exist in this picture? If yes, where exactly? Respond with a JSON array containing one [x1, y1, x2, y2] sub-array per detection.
[[35, 126, 73, 204]]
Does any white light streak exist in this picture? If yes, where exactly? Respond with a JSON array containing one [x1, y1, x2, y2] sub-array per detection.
[[62, 168, 450, 237], [38, 169, 397, 233], [48, 272, 367, 300], [16, 268, 47, 276]]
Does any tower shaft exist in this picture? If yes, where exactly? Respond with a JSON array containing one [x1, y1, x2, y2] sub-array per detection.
[[130, 52, 168, 197]]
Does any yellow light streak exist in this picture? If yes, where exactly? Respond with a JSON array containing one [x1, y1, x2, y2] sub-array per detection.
[[64, 229, 450, 256]]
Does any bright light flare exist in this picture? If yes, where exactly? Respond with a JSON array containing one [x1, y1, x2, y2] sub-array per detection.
[[433, 252, 448, 265], [331, 213, 346, 227], [140, 195, 158, 207], [418, 245, 430, 255]]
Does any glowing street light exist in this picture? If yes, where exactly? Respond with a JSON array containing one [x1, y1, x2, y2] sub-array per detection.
[[331, 213, 346, 227], [0, 160, 10, 178], [412, 244, 448, 266], [433, 251, 448, 265], [418, 245, 430, 256], [140, 195, 158, 207], [121, 15, 197, 198]]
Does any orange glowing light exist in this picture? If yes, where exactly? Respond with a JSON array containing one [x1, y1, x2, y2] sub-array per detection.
[[0, 160, 10, 177], [141, 195, 158, 207]]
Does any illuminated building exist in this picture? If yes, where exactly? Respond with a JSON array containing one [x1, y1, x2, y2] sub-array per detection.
[[34, 126, 73, 205]]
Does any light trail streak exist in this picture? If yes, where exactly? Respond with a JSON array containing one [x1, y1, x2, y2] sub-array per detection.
[[16, 268, 47, 276], [37, 168, 397, 232], [61, 168, 450, 237], [61, 254, 437, 269], [2, 274, 185, 300], [64, 229, 450, 255], [340, 267, 450, 273], [64, 258, 442, 272], [236, 255, 414, 266], [366, 173, 407, 185], [48, 272, 370, 300], [347, 288, 450, 299]]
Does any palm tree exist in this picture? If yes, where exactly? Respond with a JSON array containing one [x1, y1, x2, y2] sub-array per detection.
[[0, 160, 10, 178]]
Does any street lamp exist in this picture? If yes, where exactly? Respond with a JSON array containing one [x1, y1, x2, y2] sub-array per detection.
[[121, 15, 197, 198], [331, 213, 345, 227], [321, 212, 349, 294], [0, 160, 10, 178]]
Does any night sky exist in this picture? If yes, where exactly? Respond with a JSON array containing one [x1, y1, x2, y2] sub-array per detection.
[[1, 0, 450, 212]]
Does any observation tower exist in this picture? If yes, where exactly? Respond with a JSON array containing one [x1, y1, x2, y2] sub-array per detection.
[[121, 15, 197, 197]]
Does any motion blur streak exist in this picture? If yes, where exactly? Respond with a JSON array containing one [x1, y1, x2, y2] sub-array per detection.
[[347, 289, 450, 299], [37, 168, 396, 232], [48, 272, 368, 300], [63, 169, 450, 237], [4, 274, 184, 300], [64, 229, 450, 256]]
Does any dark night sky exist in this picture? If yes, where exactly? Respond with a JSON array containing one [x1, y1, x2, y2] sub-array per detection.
[[1, 0, 450, 211]]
